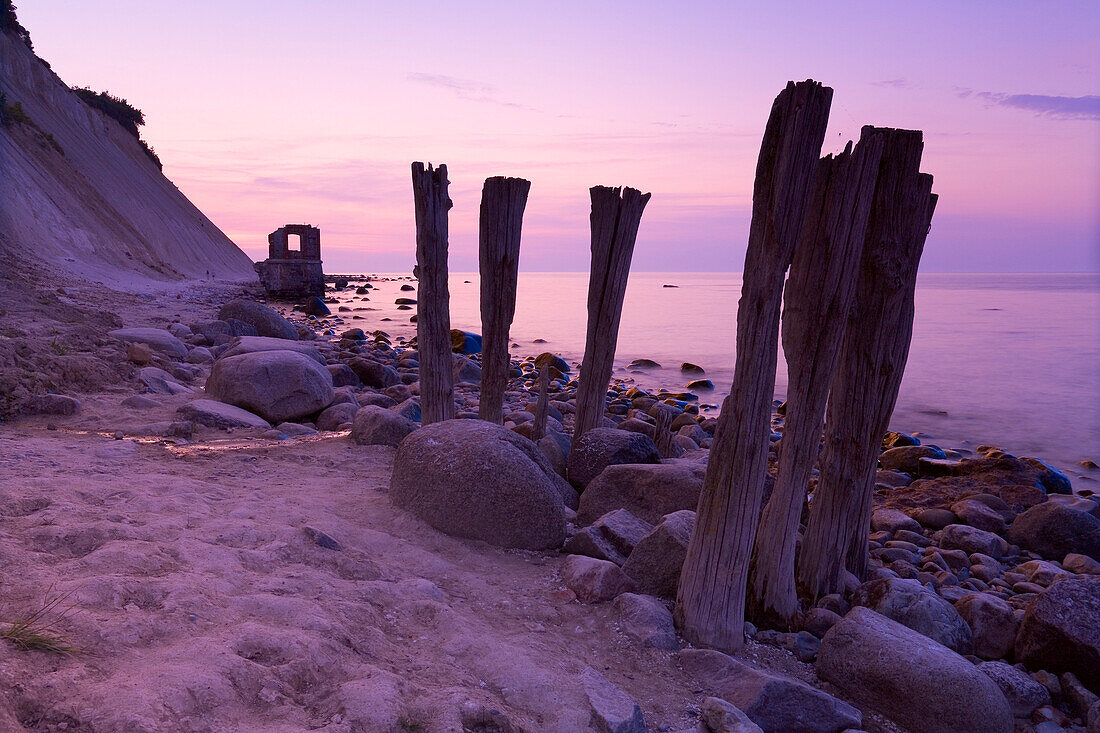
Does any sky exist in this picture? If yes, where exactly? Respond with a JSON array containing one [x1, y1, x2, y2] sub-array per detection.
[[17, 0, 1100, 273]]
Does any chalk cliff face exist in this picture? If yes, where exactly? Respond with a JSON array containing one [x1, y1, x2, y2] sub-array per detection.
[[0, 27, 256, 286]]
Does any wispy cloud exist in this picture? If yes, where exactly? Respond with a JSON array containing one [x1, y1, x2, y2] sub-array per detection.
[[873, 78, 910, 89], [406, 72, 538, 111], [961, 89, 1100, 120]]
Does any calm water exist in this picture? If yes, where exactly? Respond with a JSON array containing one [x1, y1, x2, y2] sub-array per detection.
[[337, 272, 1100, 480]]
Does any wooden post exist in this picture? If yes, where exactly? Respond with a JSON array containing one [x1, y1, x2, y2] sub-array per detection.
[[571, 186, 651, 448], [654, 406, 676, 458], [796, 129, 936, 600], [411, 162, 455, 424], [532, 363, 550, 441], [746, 129, 884, 626], [674, 80, 832, 652], [478, 176, 531, 423]]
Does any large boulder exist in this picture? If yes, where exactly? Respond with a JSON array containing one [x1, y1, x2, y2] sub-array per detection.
[[568, 428, 660, 490], [621, 510, 694, 598], [217, 299, 298, 340], [879, 444, 947, 473], [1014, 578, 1100, 688], [816, 607, 1012, 733], [351, 405, 418, 447], [1007, 501, 1100, 561], [389, 420, 569, 550], [954, 593, 1017, 660], [315, 402, 358, 431], [938, 524, 1008, 558], [851, 577, 973, 654], [680, 648, 861, 733], [176, 399, 270, 430], [976, 661, 1050, 717], [108, 328, 188, 360], [348, 358, 401, 388], [612, 593, 677, 651], [205, 350, 335, 423], [577, 462, 706, 524], [560, 555, 634, 603], [218, 336, 325, 364]]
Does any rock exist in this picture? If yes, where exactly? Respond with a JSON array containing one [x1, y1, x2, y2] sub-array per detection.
[[954, 593, 1017, 659], [1021, 457, 1073, 494], [977, 661, 1050, 717], [326, 363, 360, 387], [276, 422, 317, 437], [870, 507, 921, 534], [316, 402, 358, 431], [389, 420, 568, 550], [879, 444, 947, 473], [1065, 553, 1100, 575], [1007, 502, 1100, 562], [450, 330, 482, 355], [612, 593, 677, 650], [915, 507, 957, 530], [453, 354, 482, 384], [535, 352, 570, 373], [139, 366, 192, 395], [109, 327, 188, 359], [392, 398, 422, 424], [560, 555, 634, 603], [621, 510, 694, 598], [680, 648, 861, 733], [817, 607, 1012, 733], [939, 524, 1009, 559], [176, 399, 270, 430], [567, 428, 661, 490], [27, 394, 80, 416], [592, 509, 653, 557], [218, 336, 325, 364], [348, 358, 401, 388], [578, 462, 705, 524], [699, 697, 762, 733], [1017, 559, 1072, 586], [351, 405, 418, 447], [185, 346, 214, 364], [1062, 671, 1100, 720], [359, 392, 398, 409], [303, 296, 330, 316], [205, 350, 335, 423], [687, 379, 714, 391], [217, 299, 298, 340], [563, 526, 627, 565], [680, 362, 705, 375], [801, 607, 842, 638], [851, 577, 973, 653], [126, 341, 153, 365], [1014, 578, 1100, 688], [580, 667, 645, 733], [950, 499, 1007, 534]]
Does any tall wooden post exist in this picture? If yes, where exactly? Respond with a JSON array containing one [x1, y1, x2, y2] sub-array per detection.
[[746, 129, 884, 626], [675, 80, 832, 652], [796, 129, 936, 600], [532, 363, 550, 441], [411, 162, 455, 424], [478, 176, 531, 424], [571, 186, 651, 448]]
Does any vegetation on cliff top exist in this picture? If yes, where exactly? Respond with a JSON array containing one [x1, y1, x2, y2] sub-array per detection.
[[0, 0, 32, 49], [71, 88, 163, 170]]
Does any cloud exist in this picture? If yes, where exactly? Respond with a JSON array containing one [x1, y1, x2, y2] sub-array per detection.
[[873, 78, 910, 89], [967, 91, 1100, 120], [406, 72, 538, 112]]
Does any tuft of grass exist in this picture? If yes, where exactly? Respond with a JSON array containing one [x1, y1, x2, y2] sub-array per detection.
[[396, 717, 425, 732], [1, 588, 80, 655], [49, 340, 67, 355]]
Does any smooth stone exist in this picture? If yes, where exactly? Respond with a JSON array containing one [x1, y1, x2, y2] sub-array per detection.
[[580, 667, 645, 733], [175, 399, 270, 430], [1014, 578, 1100, 688], [108, 327, 188, 359], [560, 555, 634, 603], [612, 593, 677, 650], [621, 510, 694, 598]]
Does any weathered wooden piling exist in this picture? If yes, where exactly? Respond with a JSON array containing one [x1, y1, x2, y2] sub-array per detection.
[[747, 129, 885, 626], [478, 176, 531, 424], [675, 80, 832, 652], [571, 186, 651, 448], [532, 362, 550, 441], [411, 162, 455, 424], [796, 128, 937, 600]]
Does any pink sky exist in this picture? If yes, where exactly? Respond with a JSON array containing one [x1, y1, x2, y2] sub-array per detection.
[[19, 1, 1100, 272]]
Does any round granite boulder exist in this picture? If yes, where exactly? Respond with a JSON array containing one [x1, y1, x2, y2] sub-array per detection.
[[568, 428, 660, 490], [206, 349, 334, 423], [390, 420, 569, 550]]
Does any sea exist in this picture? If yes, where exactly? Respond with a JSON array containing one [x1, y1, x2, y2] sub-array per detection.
[[332, 272, 1100, 482]]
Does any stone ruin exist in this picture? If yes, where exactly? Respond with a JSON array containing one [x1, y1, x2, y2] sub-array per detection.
[[255, 224, 325, 298]]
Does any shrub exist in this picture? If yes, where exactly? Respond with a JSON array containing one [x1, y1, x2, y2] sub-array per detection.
[[0, 0, 32, 49], [71, 87, 145, 138]]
